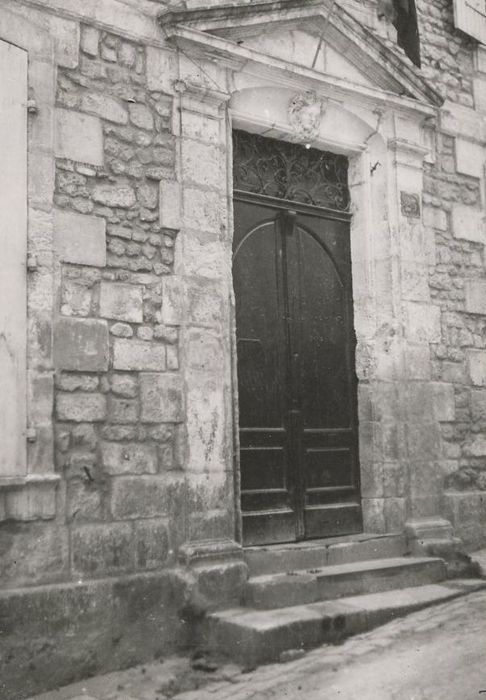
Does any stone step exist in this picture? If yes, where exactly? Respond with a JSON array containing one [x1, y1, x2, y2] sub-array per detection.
[[243, 533, 407, 577], [244, 556, 447, 609], [206, 579, 486, 668]]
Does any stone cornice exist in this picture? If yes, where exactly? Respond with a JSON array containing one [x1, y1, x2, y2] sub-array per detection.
[[158, 0, 443, 109], [163, 24, 438, 120]]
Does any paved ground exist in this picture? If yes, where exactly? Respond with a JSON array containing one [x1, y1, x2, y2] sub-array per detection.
[[29, 586, 486, 700]]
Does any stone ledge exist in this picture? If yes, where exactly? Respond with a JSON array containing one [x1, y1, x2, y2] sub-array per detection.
[[0, 474, 60, 522]]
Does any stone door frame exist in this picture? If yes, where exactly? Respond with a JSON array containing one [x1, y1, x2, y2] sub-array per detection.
[[165, 21, 443, 558]]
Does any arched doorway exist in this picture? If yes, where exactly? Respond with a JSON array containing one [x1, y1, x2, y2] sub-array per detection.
[[232, 130, 362, 545]]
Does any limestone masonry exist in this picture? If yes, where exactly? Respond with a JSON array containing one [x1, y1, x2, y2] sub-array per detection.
[[0, 0, 486, 697]]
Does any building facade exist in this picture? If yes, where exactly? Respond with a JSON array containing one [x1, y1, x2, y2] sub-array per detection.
[[0, 0, 486, 696]]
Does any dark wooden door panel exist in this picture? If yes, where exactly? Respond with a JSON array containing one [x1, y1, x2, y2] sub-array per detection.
[[233, 196, 361, 546]]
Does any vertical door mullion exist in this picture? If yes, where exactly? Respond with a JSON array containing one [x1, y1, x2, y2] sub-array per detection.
[[280, 210, 305, 541]]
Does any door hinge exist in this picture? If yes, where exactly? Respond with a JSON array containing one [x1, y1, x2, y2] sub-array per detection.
[[26, 427, 37, 442], [27, 254, 38, 271]]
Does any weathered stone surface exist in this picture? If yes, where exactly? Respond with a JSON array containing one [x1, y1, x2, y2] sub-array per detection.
[[113, 339, 166, 371], [54, 318, 109, 371], [455, 137, 484, 178], [54, 209, 106, 267], [146, 47, 176, 93], [465, 280, 486, 314], [57, 392, 107, 422], [66, 479, 102, 522], [129, 103, 154, 130], [101, 442, 157, 475], [134, 519, 170, 570], [55, 109, 103, 165], [92, 183, 136, 208], [110, 322, 133, 338], [161, 275, 183, 325], [80, 25, 99, 56], [108, 397, 139, 423], [183, 188, 223, 232], [99, 282, 143, 323], [186, 328, 224, 372], [463, 435, 486, 457], [468, 350, 486, 386], [71, 522, 133, 576], [430, 383, 455, 422], [160, 180, 181, 230], [0, 523, 68, 586], [81, 93, 128, 125], [111, 476, 173, 519], [110, 374, 138, 398], [451, 205, 485, 243], [140, 373, 184, 423], [405, 302, 441, 343], [187, 279, 223, 327]]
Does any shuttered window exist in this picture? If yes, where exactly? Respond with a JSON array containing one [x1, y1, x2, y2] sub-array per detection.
[[0, 39, 28, 476], [454, 0, 486, 44]]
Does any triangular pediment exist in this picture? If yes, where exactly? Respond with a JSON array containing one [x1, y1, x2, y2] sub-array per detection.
[[159, 0, 443, 108]]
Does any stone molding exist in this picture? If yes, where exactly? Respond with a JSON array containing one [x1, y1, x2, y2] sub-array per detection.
[[159, 0, 443, 108]]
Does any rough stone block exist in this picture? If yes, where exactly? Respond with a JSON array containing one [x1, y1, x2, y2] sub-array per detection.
[[54, 318, 109, 372], [182, 142, 222, 188], [186, 328, 224, 372], [71, 522, 133, 576], [187, 279, 223, 327], [108, 397, 139, 423], [129, 103, 154, 130], [0, 523, 68, 586], [146, 46, 176, 93], [92, 183, 136, 208], [470, 389, 486, 421], [55, 109, 103, 165], [101, 442, 158, 476], [430, 382, 455, 422], [61, 279, 92, 317], [66, 479, 102, 521], [140, 373, 184, 423], [159, 180, 181, 230], [99, 282, 143, 323], [455, 137, 485, 178], [134, 519, 170, 570], [186, 378, 225, 470], [113, 340, 166, 371], [452, 204, 486, 245], [110, 374, 138, 398], [440, 100, 486, 142], [54, 209, 106, 267], [183, 188, 223, 233], [468, 349, 486, 386], [50, 16, 80, 69], [473, 78, 486, 112], [81, 92, 128, 125], [405, 302, 441, 343], [181, 111, 220, 143], [56, 392, 107, 422], [111, 476, 172, 519], [463, 434, 486, 457], [465, 279, 486, 314], [81, 25, 99, 56], [161, 275, 184, 325], [422, 206, 447, 231]]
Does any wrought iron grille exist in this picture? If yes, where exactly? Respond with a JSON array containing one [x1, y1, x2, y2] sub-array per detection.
[[233, 130, 350, 212]]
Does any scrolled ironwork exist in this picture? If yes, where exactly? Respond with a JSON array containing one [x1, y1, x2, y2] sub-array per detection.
[[233, 130, 350, 212]]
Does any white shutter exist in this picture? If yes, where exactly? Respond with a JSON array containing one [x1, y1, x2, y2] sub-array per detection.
[[454, 0, 486, 44], [0, 40, 28, 476]]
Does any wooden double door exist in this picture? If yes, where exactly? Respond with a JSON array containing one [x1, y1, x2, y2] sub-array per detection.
[[233, 195, 362, 545]]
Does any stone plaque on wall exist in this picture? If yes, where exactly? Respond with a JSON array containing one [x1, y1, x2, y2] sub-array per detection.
[[400, 191, 421, 218]]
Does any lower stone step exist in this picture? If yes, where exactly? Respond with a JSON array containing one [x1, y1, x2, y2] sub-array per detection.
[[244, 556, 447, 609], [206, 579, 486, 668]]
